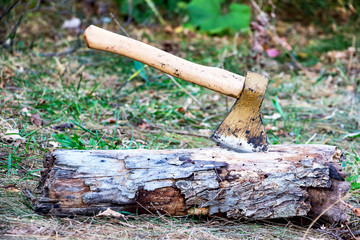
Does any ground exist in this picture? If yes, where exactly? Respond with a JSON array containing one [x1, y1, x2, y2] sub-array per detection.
[[0, 1, 360, 239]]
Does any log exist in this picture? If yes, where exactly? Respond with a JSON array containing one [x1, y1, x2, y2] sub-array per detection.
[[35, 145, 349, 223]]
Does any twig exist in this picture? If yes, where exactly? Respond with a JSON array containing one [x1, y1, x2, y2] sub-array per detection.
[[347, 36, 356, 73], [1, 12, 24, 46], [0, 0, 20, 20], [345, 223, 357, 240], [126, 0, 133, 24], [144, 0, 166, 25], [144, 127, 209, 138], [305, 133, 317, 144], [110, 12, 130, 37], [167, 74, 204, 110], [21, 189, 36, 202], [39, 47, 78, 57], [232, 31, 240, 54]]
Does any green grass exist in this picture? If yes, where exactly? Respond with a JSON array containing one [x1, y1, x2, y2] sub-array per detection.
[[1, 11, 360, 239]]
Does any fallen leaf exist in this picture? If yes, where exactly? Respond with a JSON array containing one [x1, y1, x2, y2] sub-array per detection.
[[266, 48, 280, 58], [97, 208, 127, 219], [343, 202, 360, 217], [346, 85, 355, 92], [1, 129, 25, 142], [353, 207, 360, 217], [164, 25, 174, 34], [48, 141, 59, 148], [38, 98, 46, 104], [21, 107, 31, 117], [263, 113, 281, 120], [174, 25, 183, 33], [265, 126, 279, 132], [13, 139, 23, 147], [198, 129, 212, 136], [138, 119, 149, 130], [52, 123, 74, 131], [211, 94, 220, 102], [136, 139, 147, 145], [102, 117, 117, 124], [3, 184, 20, 192], [30, 113, 42, 126], [61, 17, 81, 29], [184, 111, 195, 119], [296, 52, 309, 59], [272, 129, 288, 137], [177, 107, 186, 113]]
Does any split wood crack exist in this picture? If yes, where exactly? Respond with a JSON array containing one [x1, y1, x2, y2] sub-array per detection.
[[35, 144, 350, 223]]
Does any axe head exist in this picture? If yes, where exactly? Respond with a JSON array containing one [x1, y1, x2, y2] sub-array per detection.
[[211, 72, 269, 152]]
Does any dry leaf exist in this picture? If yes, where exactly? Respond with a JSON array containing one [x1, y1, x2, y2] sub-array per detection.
[[3, 184, 20, 192], [174, 25, 183, 33], [61, 17, 81, 29], [211, 94, 220, 102], [1, 129, 25, 142], [177, 107, 186, 113], [102, 117, 117, 124], [184, 111, 195, 119], [97, 208, 127, 219], [164, 25, 174, 34], [48, 141, 60, 148], [344, 202, 360, 217], [21, 107, 31, 117], [30, 113, 42, 126], [265, 125, 279, 131], [198, 129, 211, 136], [266, 48, 280, 58], [13, 139, 23, 147], [136, 139, 147, 145], [353, 207, 360, 217], [138, 119, 149, 130], [263, 113, 281, 120], [38, 98, 46, 104], [52, 123, 74, 131]]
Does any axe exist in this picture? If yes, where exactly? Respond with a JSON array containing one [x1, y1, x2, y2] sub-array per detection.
[[84, 25, 269, 152]]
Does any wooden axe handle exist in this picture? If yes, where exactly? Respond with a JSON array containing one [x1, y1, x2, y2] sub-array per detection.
[[84, 25, 245, 98]]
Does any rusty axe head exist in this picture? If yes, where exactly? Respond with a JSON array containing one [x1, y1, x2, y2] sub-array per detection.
[[211, 72, 269, 152]]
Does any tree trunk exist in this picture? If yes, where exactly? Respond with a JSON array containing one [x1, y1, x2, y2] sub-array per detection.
[[35, 144, 349, 223]]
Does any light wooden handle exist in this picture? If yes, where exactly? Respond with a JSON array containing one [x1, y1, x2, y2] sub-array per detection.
[[84, 25, 245, 98]]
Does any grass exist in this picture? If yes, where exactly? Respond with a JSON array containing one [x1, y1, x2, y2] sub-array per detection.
[[1, 6, 360, 239]]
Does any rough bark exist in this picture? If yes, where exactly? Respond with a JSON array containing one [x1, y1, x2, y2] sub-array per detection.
[[35, 144, 349, 223]]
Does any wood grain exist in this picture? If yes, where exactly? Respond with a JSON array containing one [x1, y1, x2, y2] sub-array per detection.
[[35, 145, 349, 222], [84, 25, 245, 98]]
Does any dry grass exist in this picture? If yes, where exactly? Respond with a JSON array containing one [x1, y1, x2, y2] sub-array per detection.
[[1, 1, 360, 239], [0, 180, 336, 240]]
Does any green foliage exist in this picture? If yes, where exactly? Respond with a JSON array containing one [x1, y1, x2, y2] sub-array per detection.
[[344, 152, 360, 191], [116, 0, 186, 24], [52, 132, 113, 150], [53, 133, 86, 149], [134, 61, 148, 81], [186, 0, 251, 34], [115, 0, 251, 34], [272, 95, 285, 120]]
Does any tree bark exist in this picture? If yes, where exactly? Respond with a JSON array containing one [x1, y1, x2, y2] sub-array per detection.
[[35, 144, 349, 223]]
